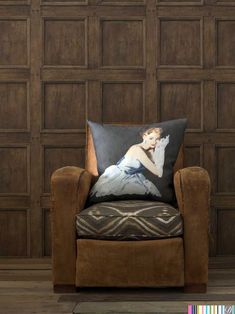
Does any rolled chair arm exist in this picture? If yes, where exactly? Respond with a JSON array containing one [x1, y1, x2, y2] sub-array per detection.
[[174, 166, 211, 292], [50, 166, 92, 291]]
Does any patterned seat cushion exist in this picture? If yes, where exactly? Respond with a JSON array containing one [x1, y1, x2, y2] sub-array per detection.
[[76, 200, 183, 240]]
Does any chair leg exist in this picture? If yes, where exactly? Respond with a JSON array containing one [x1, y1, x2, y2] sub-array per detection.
[[53, 284, 77, 293], [184, 283, 207, 293]]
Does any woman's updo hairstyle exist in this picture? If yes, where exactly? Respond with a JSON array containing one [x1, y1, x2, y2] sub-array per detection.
[[140, 127, 163, 138]]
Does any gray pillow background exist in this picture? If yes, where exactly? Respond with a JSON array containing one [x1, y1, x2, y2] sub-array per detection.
[[87, 119, 187, 206]]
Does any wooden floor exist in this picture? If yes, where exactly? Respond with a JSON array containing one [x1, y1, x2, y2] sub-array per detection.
[[0, 258, 235, 314]]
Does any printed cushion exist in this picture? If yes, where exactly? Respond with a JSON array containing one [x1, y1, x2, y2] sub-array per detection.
[[76, 200, 183, 240], [87, 118, 187, 205]]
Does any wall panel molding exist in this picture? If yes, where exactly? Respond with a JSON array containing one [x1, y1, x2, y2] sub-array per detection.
[[0, 18, 30, 68], [43, 17, 88, 67], [100, 17, 146, 69], [215, 18, 235, 68], [157, 17, 203, 68], [41, 81, 87, 132], [158, 80, 204, 132], [0, 208, 30, 257], [0, 0, 234, 259]]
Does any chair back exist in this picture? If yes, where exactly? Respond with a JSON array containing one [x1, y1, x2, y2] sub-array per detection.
[[85, 125, 184, 177]]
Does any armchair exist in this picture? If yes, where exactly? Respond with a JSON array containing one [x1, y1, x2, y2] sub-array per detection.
[[50, 127, 210, 293]]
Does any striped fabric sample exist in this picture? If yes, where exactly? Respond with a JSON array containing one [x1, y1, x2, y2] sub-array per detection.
[[188, 305, 235, 314], [76, 200, 183, 240]]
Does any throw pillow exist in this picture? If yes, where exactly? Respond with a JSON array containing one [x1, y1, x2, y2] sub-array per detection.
[[86, 118, 187, 205]]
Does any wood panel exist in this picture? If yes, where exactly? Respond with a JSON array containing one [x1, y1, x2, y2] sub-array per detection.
[[43, 19, 87, 66], [0, 146, 29, 194], [42, 208, 51, 257], [101, 18, 145, 67], [157, 0, 203, 4], [184, 145, 203, 167], [158, 81, 202, 131], [217, 209, 235, 255], [216, 19, 235, 66], [217, 82, 235, 129], [0, 82, 28, 130], [159, 18, 202, 67], [0, 0, 234, 260], [100, 0, 145, 4], [43, 146, 85, 193], [43, 82, 86, 130], [216, 146, 235, 194], [102, 82, 144, 123], [0, 209, 28, 257], [42, 0, 87, 3], [0, 19, 28, 67]]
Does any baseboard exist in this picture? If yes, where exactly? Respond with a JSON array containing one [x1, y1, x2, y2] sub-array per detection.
[[54, 284, 76, 293], [184, 283, 207, 293]]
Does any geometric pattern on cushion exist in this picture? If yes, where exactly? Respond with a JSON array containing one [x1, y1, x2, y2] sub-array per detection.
[[76, 200, 183, 240]]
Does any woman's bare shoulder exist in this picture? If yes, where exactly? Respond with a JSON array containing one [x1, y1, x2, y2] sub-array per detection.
[[128, 145, 144, 154], [129, 144, 141, 150]]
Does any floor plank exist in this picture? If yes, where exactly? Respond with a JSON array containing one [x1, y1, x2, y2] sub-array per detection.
[[73, 301, 235, 314], [0, 262, 234, 314]]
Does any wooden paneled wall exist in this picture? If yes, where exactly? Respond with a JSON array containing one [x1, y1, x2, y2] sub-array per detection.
[[0, 0, 235, 259]]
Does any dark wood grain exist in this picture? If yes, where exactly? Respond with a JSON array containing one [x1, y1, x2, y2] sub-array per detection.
[[0, 19, 28, 66], [0, 261, 235, 313], [44, 19, 87, 66], [43, 82, 86, 130], [160, 19, 202, 66], [217, 20, 235, 66], [0, 83, 28, 130], [0, 0, 235, 260], [102, 82, 144, 123], [0, 147, 28, 194], [0, 210, 28, 257], [101, 19, 144, 67], [217, 83, 235, 129], [42, 208, 52, 257], [217, 209, 235, 254]]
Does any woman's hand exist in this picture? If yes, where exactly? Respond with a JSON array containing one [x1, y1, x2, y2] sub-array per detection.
[[128, 146, 161, 177]]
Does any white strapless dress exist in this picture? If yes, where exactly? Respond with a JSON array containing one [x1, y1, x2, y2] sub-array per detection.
[[89, 155, 161, 198]]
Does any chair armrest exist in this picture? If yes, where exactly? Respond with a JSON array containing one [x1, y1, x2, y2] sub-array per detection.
[[174, 166, 211, 288], [50, 166, 92, 287]]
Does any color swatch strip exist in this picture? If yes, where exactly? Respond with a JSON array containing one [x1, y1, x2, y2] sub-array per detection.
[[188, 305, 235, 314]]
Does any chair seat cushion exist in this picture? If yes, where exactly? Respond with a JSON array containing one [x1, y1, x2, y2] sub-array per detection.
[[76, 200, 183, 240]]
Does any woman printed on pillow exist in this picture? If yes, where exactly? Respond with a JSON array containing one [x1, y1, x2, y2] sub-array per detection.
[[89, 127, 170, 199]]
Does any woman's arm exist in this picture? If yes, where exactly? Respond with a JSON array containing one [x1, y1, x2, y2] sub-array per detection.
[[130, 147, 161, 176]]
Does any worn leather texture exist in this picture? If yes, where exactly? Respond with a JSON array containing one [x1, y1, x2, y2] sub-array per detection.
[[50, 166, 92, 285], [76, 238, 184, 287], [50, 127, 210, 289], [174, 166, 211, 287], [85, 125, 98, 178]]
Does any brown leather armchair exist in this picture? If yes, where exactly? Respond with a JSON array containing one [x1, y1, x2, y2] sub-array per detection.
[[50, 127, 211, 293]]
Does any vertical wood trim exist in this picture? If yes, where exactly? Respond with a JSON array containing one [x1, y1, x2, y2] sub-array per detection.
[[204, 142, 216, 256], [145, 0, 157, 123], [204, 16, 216, 69], [30, 0, 42, 257], [88, 81, 102, 122], [87, 15, 101, 123], [26, 208, 31, 257], [88, 15, 99, 68], [209, 205, 218, 256], [204, 80, 217, 131]]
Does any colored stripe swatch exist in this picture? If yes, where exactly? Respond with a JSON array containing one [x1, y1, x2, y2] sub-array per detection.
[[188, 305, 235, 314]]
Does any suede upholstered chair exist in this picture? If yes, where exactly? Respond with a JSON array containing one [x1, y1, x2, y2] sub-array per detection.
[[50, 126, 211, 293]]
